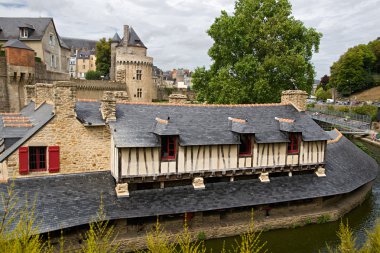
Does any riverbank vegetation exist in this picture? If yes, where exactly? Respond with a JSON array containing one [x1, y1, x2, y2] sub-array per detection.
[[2, 179, 380, 252]]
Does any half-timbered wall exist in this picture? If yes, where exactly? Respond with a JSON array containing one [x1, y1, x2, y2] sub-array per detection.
[[118, 140, 326, 178]]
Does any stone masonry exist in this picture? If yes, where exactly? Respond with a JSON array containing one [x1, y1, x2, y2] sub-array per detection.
[[5, 81, 111, 178], [281, 90, 308, 111]]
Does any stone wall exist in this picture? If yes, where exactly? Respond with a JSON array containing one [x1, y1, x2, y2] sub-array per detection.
[[4, 82, 111, 178], [0, 56, 9, 112], [281, 90, 308, 111], [157, 87, 196, 101], [35, 61, 70, 83], [73, 79, 127, 100]]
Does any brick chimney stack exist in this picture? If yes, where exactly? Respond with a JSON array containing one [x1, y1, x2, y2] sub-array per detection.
[[123, 25, 130, 46], [281, 90, 308, 112]]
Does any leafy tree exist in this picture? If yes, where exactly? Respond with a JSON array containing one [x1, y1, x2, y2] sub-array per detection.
[[315, 87, 332, 101], [368, 38, 380, 74], [95, 38, 111, 77], [192, 0, 321, 104], [330, 44, 376, 96], [85, 70, 102, 80]]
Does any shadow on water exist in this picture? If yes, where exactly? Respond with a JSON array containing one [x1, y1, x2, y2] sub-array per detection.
[[205, 138, 380, 253]]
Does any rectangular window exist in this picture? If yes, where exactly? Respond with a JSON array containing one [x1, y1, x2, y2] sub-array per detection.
[[239, 135, 252, 156], [51, 55, 55, 67], [29, 147, 47, 171], [19, 28, 28, 38], [137, 88, 142, 98], [136, 70, 142, 80], [161, 136, 177, 160], [288, 133, 300, 154], [83, 65, 85, 69]]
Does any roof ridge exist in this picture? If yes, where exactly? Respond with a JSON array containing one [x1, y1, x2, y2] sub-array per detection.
[[327, 129, 343, 144], [116, 101, 292, 107]]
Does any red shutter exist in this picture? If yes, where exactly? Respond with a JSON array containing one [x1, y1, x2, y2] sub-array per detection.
[[19, 147, 29, 175], [48, 146, 60, 173]]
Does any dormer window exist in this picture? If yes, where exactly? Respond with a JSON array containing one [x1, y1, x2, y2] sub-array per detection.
[[20, 28, 28, 38], [239, 135, 252, 156], [161, 136, 176, 161], [288, 133, 300, 154]]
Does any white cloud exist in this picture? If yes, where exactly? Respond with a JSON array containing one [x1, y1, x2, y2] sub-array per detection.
[[0, 0, 379, 78]]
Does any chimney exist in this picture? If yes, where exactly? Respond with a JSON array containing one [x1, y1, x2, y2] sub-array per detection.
[[35, 83, 54, 108], [281, 90, 308, 112], [101, 91, 116, 122], [54, 81, 77, 118], [169, 94, 187, 104], [123, 25, 129, 45], [114, 91, 129, 103]]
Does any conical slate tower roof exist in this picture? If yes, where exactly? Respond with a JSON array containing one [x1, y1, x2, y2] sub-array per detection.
[[111, 32, 121, 43], [127, 27, 146, 48]]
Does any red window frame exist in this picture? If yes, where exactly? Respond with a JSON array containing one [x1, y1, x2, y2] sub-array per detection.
[[287, 133, 300, 154], [239, 135, 252, 156], [29, 147, 47, 171], [161, 136, 177, 161]]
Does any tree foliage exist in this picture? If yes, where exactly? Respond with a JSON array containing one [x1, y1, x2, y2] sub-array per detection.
[[85, 70, 102, 80], [192, 0, 321, 104], [315, 87, 332, 101], [95, 38, 111, 77], [330, 44, 376, 96]]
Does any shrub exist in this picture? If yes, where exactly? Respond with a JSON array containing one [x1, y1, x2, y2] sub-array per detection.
[[315, 87, 332, 101], [0, 50, 5, 57], [35, 57, 41, 63], [197, 231, 206, 241], [327, 105, 335, 111], [85, 70, 102, 80], [307, 103, 315, 109], [352, 105, 378, 121], [337, 106, 350, 113], [317, 214, 330, 224]]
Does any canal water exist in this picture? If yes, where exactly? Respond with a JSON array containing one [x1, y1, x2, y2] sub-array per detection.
[[205, 138, 380, 252]]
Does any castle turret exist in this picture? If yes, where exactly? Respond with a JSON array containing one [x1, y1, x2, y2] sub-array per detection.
[[110, 33, 121, 81]]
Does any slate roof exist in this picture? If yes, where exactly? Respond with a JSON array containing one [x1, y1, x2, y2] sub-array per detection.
[[0, 102, 55, 162], [118, 27, 146, 48], [61, 37, 97, 50], [3, 39, 33, 50], [75, 101, 105, 126], [0, 134, 377, 234], [111, 33, 121, 43], [0, 17, 52, 41], [101, 103, 330, 148], [0, 17, 69, 49]]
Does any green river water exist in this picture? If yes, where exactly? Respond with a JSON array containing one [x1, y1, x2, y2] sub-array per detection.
[[205, 139, 380, 252]]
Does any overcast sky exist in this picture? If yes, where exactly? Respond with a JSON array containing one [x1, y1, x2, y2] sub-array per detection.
[[1, 0, 379, 78]]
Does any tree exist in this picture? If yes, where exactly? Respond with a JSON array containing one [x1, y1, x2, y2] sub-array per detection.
[[192, 0, 322, 104], [85, 70, 102, 80], [95, 38, 111, 77], [368, 38, 380, 74], [315, 87, 332, 101], [330, 44, 376, 96]]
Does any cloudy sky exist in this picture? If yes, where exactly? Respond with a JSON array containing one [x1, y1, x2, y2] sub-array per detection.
[[0, 0, 379, 78]]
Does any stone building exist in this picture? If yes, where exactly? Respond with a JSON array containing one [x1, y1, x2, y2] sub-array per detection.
[[61, 37, 97, 78], [110, 25, 156, 102], [0, 87, 377, 249], [0, 17, 70, 74]]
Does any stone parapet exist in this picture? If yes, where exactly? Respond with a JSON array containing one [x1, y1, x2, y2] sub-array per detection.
[[169, 94, 187, 104], [101, 91, 116, 122]]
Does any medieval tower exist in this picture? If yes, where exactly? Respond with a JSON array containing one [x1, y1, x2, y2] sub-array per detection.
[[110, 25, 156, 102]]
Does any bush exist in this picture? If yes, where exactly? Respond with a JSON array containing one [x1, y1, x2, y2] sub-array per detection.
[[315, 87, 332, 101], [85, 70, 102, 80], [337, 106, 350, 113], [317, 214, 330, 224], [35, 57, 41, 63], [327, 105, 335, 111], [0, 50, 5, 57], [352, 105, 378, 121], [197, 231, 206, 241], [307, 103, 315, 109]]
